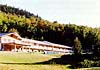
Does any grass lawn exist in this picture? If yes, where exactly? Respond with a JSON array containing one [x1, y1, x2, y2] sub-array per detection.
[[0, 51, 68, 70], [0, 51, 100, 70]]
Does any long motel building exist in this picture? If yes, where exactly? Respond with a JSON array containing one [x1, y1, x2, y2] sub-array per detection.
[[0, 32, 72, 54]]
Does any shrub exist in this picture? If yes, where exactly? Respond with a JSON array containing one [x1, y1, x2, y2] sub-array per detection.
[[80, 59, 94, 68], [93, 60, 100, 67], [50, 61, 56, 65]]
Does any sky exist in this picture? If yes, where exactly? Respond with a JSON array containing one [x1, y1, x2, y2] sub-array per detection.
[[0, 0, 100, 27]]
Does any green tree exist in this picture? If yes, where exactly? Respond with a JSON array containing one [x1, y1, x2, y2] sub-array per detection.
[[73, 37, 82, 55], [2, 24, 7, 32], [93, 41, 100, 56], [0, 19, 2, 25], [8, 28, 19, 33]]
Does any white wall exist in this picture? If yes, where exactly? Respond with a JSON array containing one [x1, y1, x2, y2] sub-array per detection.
[[0, 43, 2, 51]]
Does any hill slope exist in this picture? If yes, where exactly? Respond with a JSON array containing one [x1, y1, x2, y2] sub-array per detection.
[[0, 4, 100, 52]]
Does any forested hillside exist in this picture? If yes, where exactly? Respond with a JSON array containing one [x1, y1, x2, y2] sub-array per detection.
[[0, 4, 100, 53]]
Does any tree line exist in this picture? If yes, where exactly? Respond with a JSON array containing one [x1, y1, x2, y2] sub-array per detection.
[[0, 4, 100, 54]]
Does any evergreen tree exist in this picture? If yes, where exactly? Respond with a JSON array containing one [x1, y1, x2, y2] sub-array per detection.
[[73, 37, 82, 55]]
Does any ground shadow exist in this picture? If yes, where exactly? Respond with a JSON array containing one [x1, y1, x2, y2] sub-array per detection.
[[1, 54, 97, 69], [33, 54, 94, 68]]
